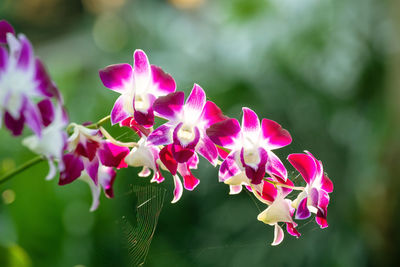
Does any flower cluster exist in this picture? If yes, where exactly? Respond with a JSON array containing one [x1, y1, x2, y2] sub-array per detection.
[[1, 20, 333, 246]]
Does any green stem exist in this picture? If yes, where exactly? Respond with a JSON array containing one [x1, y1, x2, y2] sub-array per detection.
[[0, 156, 44, 185], [86, 115, 111, 129]]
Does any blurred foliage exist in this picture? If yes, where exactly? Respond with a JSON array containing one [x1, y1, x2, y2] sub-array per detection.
[[0, 0, 398, 266]]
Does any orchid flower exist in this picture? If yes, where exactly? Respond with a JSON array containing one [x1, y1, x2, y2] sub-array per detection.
[[148, 84, 226, 166], [287, 151, 333, 228], [206, 107, 292, 193], [0, 20, 60, 137], [99, 49, 176, 127], [22, 100, 68, 180]]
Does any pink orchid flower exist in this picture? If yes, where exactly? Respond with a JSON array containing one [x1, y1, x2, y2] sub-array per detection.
[[287, 151, 333, 228], [206, 107, 292, 192], [147, 84, 226, 166], [99, 49, 176, 127], [0, 20, 60, 137]]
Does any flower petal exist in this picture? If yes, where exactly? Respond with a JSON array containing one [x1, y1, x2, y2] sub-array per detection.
[[196, 135, 218, 165], [200, 101, 227, 128], [35, 59, 61, 100], [271, 224, 284, 246], [134, 109, 154, 128], [219, 151, 241, 182], [261, 119, 292, 150], [206, 118, 241, 149], [242, 107, 260, 136], [286, 222, 301, 238], [4, 112, 25, 136], [287, 153, 317, 185], [0, 20, 14, 44], [59, 154, 84, 185], [99, 63, 133, 93], [159, 145, 178, 175], [37, 99, 54, 127], [84, 158, 99, 185], [98, 141, 130, 168], [147, 124, 173, 145], [241, 147, 268, 185], [0, 46, 8, 71], [133, 49, 151, 90], [111, 95, 130, 125], [321, 174, 334, 193], [184, 84, 206, 121], [153, 91, 185, 120], [150, 65, 176, 95], [171, 144, 195, 163], [16, 35, 34, 70], [24, 98, 42, 137], [295, 197, 311, 220], [99, 166, 116, 198], [229, 185, 243, 195], [171, 175, 183, 203], [178, 164, 200, 191], [266, 151, 288, 181], [260, 179, 278, 203]]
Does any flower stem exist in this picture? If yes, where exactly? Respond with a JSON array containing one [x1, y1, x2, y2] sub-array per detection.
[[86, 115, 111, 129], [0, 156, 44, 185], [264, 178, 304, 191], [99, 127, 138, 148]]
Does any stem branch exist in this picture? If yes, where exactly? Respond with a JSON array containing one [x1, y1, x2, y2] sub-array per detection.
[[0, 156, 44, 185]]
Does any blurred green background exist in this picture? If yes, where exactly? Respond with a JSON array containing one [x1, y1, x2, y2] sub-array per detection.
[[1, 0, 399, 266]]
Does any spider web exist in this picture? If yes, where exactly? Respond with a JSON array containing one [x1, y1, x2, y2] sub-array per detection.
[[118, 185, 166, 267]]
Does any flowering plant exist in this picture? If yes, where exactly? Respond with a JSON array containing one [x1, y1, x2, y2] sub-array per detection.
[[0, 20, 333, 246]]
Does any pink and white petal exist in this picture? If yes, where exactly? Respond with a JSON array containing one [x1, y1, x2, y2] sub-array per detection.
[[153, 91, 185, 120], [275, 176, 294, 198], [16, 35, 34, 70], [295, 197, 311, 220], [37, 99, 54, 127], [0, 20, 14, 44], [138, 166, 151, 177], [200, 101, 227, 128], [24, 99, 42, 137], [133, 49, 151, 90], [150, 169, 165, 184], [287, 153, 317, 185], [150, 65, 176, 95], [178, 164, 200, 191], [321, 174, 334, 193], [159, 145, 178, 175], [45, 159, 57, 181], [0, 46, 8, 71], [242, 107, 260, 136], [98, 141, 130, 168], [261, 179, 278, 203], [99, 166, 116, 198], [229, 185, 243, 195], [80, 174, 101, 212], [206, 118, 241, 149], [184, 84, 206, 121], [84, 158, 99, 185], [271, 224, 284, 246], [309, 187, 320, 208], [261, 119, 292, 150], [187, 152, 199, 169], [59, 153, 84, 185], [35, 59, 62, 100], [111, 95, 130, 125], [219, 151, 241, 182], [266, 151, 288, 181], [99, 63, 133, 93], [196, 135, 218, 166], [171, 175, 183, 204], [147, 124, 173, 145], [286, 222, 301, 238], [217, 146, 230, 160], [241, 148, 268, 185], [4, 112, 25, 136]]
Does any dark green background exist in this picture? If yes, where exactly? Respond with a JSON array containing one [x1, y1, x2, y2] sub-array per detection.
[[1, 0, 399, 266]]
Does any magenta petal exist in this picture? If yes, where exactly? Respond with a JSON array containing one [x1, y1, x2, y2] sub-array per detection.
[[241, 148, 268, 185], [261, 119, 292, 149], [98, 141, 130, 168], [24, 99, 42, 137], [84, 158, 99, 185], [0, 46, 8, 70], [219, 151, 241, 182], [206, 118, 241, 149], [151, 65, 176, 95], [287, 153, 317, 185], [0, 20, 14, 44], [99, 63, 133, 93], [321, 174, 334, 193], [266, 151, 288, 180], [276, 176, 294, 198], [261, 179, 278, 202], [171, 144, 195, 163], [200, 101, 227, 128], [59, 154, 84, 185], [153, 91, 185, 120], [242, 107, 260, 134], [295, 197, 311, 220], [316, 206, 328, 229], [35, 59, 61, 100], [159, 145, 178, 175], [111, 95, 130, 125], [184, 84, 206, 119], [16, 36, 33, 70], [310, 187, 319, 207], [147, 124, 173, 145], [196, 135, 218, 165], [134, 109, 154, 128], [37, 99, 54, 127], [286, 222, 301, 238], [4, 112, 24, 136], [318, 190, 330, 210], [187, 153, 199, 169], [178, 164, 200, 191], [99, 167, 116, 198]]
